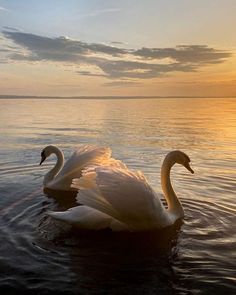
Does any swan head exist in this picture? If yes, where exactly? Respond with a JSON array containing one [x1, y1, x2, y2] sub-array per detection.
[[39, 145, 55, 165], [168, 150, 194, 174]]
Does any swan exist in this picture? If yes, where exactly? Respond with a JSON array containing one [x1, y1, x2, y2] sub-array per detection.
[[47, 150, 194, 231], [40, 145, 126, 192]]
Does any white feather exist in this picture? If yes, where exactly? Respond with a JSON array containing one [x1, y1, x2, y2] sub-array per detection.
[[73, 166, 166, 231], [48, 150, 193, 231], [41, 145, 123, 191]]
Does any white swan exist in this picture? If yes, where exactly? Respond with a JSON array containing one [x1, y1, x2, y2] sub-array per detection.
[[40, 145, 126, 192], [47, 150, 194, 231]]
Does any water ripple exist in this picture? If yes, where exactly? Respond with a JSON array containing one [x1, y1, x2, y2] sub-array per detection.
[[0, 98, 235, 294]]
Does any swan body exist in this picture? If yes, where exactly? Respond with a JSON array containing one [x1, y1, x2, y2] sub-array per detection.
[[48, 150, 194, 231], [40, 145, 126, 191]]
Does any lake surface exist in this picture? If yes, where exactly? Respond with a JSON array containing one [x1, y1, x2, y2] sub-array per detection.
[[0, 97, 235, 294]]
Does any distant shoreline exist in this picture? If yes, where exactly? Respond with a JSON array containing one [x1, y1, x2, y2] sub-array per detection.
[[0, 95, 235, 99]]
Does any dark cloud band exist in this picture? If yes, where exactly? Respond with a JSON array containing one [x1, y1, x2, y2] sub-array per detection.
[[2, 30, 232, 80]]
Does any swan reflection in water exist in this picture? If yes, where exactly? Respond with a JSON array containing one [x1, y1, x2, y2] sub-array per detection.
[[46, 150, 194, 232], [38, 213, 183, 294]]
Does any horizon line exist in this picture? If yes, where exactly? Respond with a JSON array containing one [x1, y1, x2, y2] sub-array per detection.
[[0, 94, 236, 99]]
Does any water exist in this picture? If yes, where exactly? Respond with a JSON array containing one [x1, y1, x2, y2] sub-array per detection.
[[0, 97, 235, 294]]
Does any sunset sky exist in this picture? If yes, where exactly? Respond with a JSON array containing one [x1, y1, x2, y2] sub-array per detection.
[[0, 0, 235, 97]]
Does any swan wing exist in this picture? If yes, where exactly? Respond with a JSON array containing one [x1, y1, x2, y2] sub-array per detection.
[[52, 146, 113, 189], [72, 166, 165, 231]]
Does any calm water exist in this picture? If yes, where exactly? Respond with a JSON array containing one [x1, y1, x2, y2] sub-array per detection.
[[0, 98, 235, 295]]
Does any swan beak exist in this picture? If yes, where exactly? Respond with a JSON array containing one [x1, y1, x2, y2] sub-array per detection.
[[184, 162, 194, 174], [39, 155, 46, 165]]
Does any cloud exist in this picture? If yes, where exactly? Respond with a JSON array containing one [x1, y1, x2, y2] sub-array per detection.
[[78, 8, 121, 19], [110, 41, 125, 45], [96, 59, 196, 79], [77, 70, 108, 77], [0, 48, 11, 52], [0, 6, 9, 12], [1, 30, 232, 81], [133, 45, 231, 64], [104, 80, 140, 87], [3, 26, 20, 32], [2, 31, 127, 62]]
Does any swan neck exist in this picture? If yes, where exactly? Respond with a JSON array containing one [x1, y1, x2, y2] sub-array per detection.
[[161, 156, 184, 218], [44, 146, 64, 185]]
